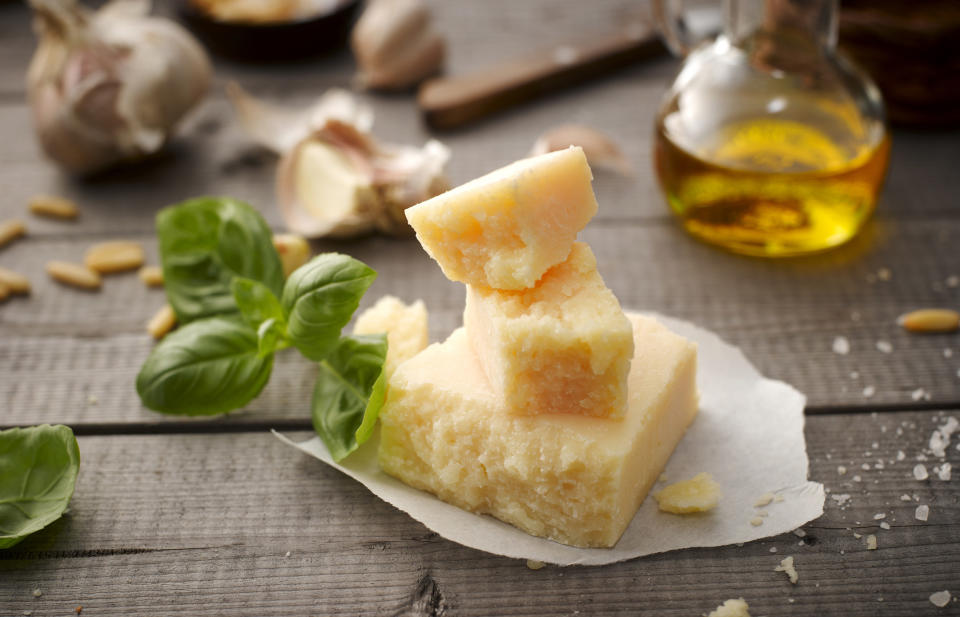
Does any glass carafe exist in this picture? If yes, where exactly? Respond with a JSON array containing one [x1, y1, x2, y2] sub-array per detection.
[[653, 0, 890, 257]]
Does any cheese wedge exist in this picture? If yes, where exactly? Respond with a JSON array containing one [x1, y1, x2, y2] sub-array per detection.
[[378, 312, 699, 548], [405, 147, 598, 290], [464, 242, 633, 418], [353, 295, 429, 379]]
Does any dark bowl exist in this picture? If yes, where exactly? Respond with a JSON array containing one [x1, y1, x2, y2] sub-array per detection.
[[178, 0, 360, 63]]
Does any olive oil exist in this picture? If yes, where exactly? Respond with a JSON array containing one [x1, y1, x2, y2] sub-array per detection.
[[655, 117, 891, 257]]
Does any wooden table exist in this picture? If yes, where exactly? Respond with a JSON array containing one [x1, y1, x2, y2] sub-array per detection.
[[2, 1, 959, 615]]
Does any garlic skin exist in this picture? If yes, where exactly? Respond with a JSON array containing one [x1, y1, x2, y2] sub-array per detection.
[[351, 0, 445, 90], [531, 124, 634, 177], [27, 0, 211, 175], [230, 84, 450, 238]]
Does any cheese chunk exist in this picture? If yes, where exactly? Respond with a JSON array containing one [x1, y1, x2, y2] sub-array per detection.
[[353, 295, 429, 378], [378, 312, 699, 548], [464, 242, 633, 418], [654, 472, 720, 513], [405, 147, 598, 290]]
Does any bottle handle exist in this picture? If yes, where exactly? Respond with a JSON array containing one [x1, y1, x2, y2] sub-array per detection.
[[651, 0, 723, 58]]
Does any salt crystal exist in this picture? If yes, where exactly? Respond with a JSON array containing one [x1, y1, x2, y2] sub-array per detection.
[[912, 388, 927, 401], [853, 475, 862, 482], [793, 529, 806, 538], [875, 461, 885, 470], [284, 551, 291, 558], [833, 336, 850, 355], [871, 442, 879, 449], [831, 494, 851, 506], [774, 556, 798, 584], [897, 450, 906, 461], [770, 547, 778, 553], [914, 464, 929, 480], [938, 462, 952, 481], [874, 513, 886, 520], [880, 521, 890, 530], [900, 494, 912, 501], [915, 505, 930, 521], [929, 417, 959, 458], [837, 465, 847, 475], [945, 349, 954, 358], [929, 591, 951, 608], [32, 589, 41, 598], [876, 340, 893, 353], [861, 463, 871, 470], [853, 532, 862, 539], [865, 534, 878, 550], [850, 370, 860, 379], [863, 385, 876, 398]]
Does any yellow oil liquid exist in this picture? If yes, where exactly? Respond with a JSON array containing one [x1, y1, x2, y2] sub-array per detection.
[[655, 118, 891, 257]]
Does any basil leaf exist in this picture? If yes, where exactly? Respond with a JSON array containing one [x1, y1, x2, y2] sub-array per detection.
[[158, 197, 284, 324], [0, 425, 80, 549], [233, 276, 287, 333], [256, 318, 287, 357], [282, 254, 377, 361], [312, 334, 388, 462], [136, 317, 273, 416]]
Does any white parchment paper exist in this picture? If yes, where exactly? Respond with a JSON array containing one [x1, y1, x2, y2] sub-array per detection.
[[275, 313, 825, 566]]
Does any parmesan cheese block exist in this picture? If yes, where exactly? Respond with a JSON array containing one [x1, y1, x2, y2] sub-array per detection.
[[378, 312, 699, 548], [405, 147, 598, 290], [464, 242, 633, 418], [353, 295, 429, 379]]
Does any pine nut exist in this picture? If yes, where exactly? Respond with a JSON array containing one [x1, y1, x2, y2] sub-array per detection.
[[29, 195, 79, 219], [138, 265, 164, 287], [0, 219, 27, 248], [46, 261, 101, 289], [273, 233, 311, 277], [0, 266, 30, 294], [84, 241, 145, 273], [147, 304, 177, 340], [898, 309, 960, 333]]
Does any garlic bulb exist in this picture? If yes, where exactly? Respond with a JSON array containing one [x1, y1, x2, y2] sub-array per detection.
[[351, 0, 445, 90], [229, 84, 450, 238], [27, 0, 211, 175], [531, 124, 633, 177]]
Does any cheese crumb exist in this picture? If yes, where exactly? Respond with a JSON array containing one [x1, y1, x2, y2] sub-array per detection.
[[774, 494, 784, 503], [793, 528, 806, 538], [915, 505, 930, 521], [707, 598, 751, 617], [654, 472, 720, 514], [837, 465, 847, 475], [929, 591, 952, 608], [750, 517, 764, 527], [754, 493, 775, 507], [525, 559, 545, 570], [774, 556, 798, 584], [32, 589, 42, 598], [914, 464, 929, 480], [832, 336, 850, 355], [865, 534, 878, 550]]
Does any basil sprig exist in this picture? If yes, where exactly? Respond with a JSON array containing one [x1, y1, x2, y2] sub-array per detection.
[[136, 197, 387, 460], [0, 425, 80, 549]]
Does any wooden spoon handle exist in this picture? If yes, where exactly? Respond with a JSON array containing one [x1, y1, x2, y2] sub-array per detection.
[[417, 23, 666, 130]]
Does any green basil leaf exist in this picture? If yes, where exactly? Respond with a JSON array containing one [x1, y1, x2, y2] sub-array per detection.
[[312, 334, 388, 462], [158, 197, 284, 324], [232, 277, 286, 330], [0, 425, 80, 549], [136, 317, 273, 416], [282, 254, 377, 361], [256, 318, 287, 357]]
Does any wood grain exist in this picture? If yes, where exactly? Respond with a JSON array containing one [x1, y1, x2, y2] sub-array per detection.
[[0, 410, 957, 616]]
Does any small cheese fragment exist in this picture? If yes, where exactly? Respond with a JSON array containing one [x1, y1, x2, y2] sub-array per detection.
[[654, 472, 720, 514], [775, 555, 798, 584], [405, 146, 598, 290], [378, 312, 698, 547], [464, 242, 633, 417], [353, 295, 429, 378], [707, 598, 751, 617]]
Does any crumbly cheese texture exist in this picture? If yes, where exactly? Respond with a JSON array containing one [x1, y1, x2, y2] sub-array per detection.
[[654, 472, 721, 514], [405, 146, 598, 290], [378, 312, 699, 548], [707, 598, 752, 617], [353, 295, 429, 379], [464, 242, 633, 418]]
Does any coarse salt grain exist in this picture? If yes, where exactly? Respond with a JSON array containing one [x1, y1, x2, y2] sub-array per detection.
[[897, 450, 906, 461], [769, 547, 777, 553], [900, 494, 912, 501], [863, 385, 876, 398], [832, 336, 850, 355], [938, 462, 952, 481], [862, 463, 871, 470], [929, 591, 951, 608], [880, 522, 890, 530], [874, 513, 886, 520], [915, 505, 930, 521], [876, 340, 893, 353], [912, 388, 927, 401], [853, 475, 862, 482], [929, 417, 959, 458], [837, 465, 847, 475], [850, 370, 860, 379], [945, 349, 954, 358], [793, 529, 806, 538], [831, 494, 851, 507], [914, 464, 929, 481]]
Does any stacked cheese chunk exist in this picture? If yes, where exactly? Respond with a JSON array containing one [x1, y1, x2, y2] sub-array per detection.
[[379, 147, 699, 548]]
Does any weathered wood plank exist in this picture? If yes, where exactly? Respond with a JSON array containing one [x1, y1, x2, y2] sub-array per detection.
[[1, 410, 957, 616], [3, 218, 959, 426]]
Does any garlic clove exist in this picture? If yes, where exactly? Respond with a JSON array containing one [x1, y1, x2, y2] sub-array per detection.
[[351, 0, 445, 90], [530, 124, 634, 177], [27, 0, 211, 175], [228, 82, 373, 154]]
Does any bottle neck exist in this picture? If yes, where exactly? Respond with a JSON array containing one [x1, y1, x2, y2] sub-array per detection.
[[724, 0, 837, 52]]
